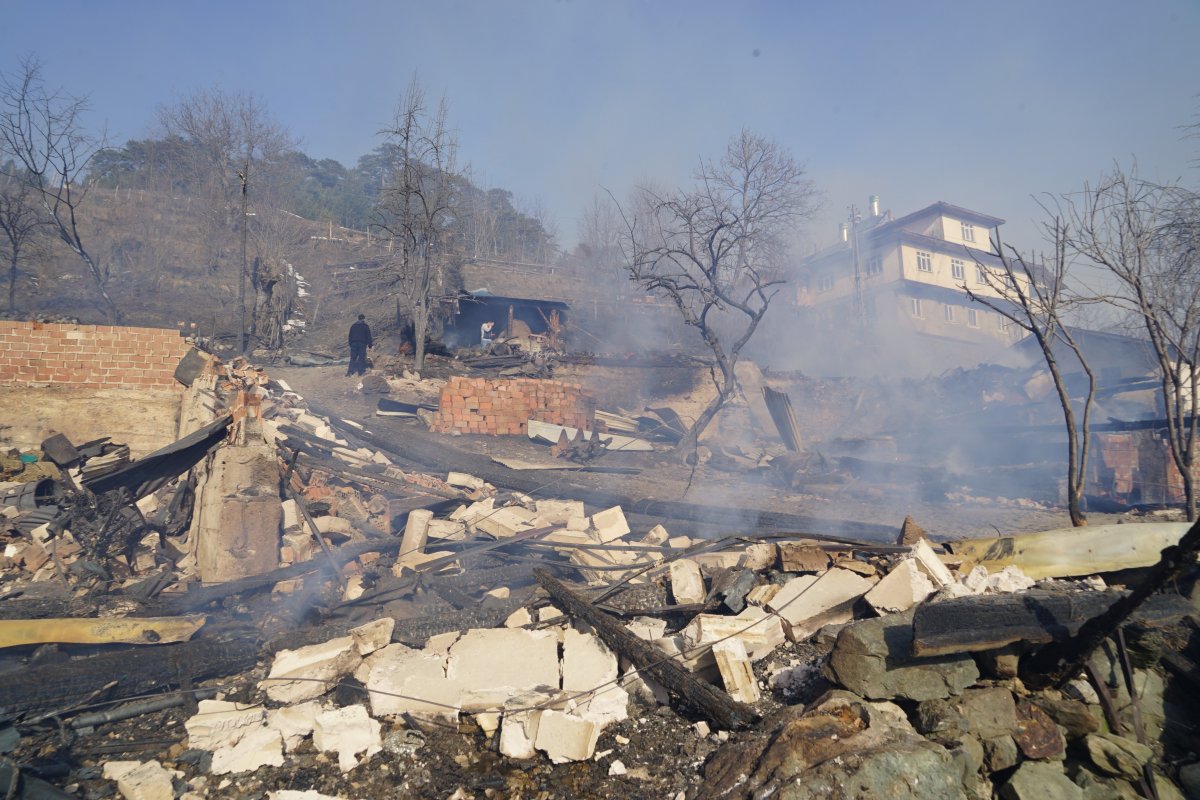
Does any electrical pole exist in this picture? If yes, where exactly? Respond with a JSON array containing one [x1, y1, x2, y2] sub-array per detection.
[[849, 204, 866, 334]]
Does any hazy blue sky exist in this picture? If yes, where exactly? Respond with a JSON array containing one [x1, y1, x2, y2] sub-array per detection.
[[3, 0, 1197, 252]]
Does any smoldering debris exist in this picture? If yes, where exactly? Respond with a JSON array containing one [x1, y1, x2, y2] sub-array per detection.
[[0, 352, 1195, 799]]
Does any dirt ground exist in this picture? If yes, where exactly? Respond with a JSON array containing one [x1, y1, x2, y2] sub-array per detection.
[[270, 362, 1135, 543]]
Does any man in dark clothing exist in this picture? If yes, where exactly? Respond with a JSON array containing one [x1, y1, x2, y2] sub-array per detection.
[[347, 314, 373, 376]]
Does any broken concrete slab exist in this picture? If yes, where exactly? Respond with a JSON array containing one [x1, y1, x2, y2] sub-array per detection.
[[562, 628, 618, 693], [778, 541, 831, 573], [184, 700, 267, 751], [471, 505, 536, 538], [590, 506, 630, 543], [446, 628, 560, 692], [364, 645, 461, 722], [190, 440, 281, 583], [399, 509, 432, 560], [668, 558, 706, 605], [103, 760, 178, 800], [263, 636, 362, 704], [911, 539, 955, 588], [266, 700, 325, 752], [349, 618, 395, 656], [766, 567, 873, 642], [864, 558, 935, 614], [534, 710, 601, 763], [209, 726, 285, 775], [312, 704, 382, 773]]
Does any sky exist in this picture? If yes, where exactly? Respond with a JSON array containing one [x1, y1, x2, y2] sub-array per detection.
[[3, 0, 1198, 253]]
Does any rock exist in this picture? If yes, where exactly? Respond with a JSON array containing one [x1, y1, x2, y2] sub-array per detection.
[[957, 687, 1018, 739], [1031, 695, 1100, 738], [983, 735, 1020, 772], [825, 610, 979, 702], [1085, 733, 1153, 780], [999, 760, 1082, 800], [349, 618, 395, 656], [1013, 700, 1065, 760], [700, 692, 964, 800], [1179, 763, 1200, 799], [948, 735, 984, 783], [975, 644, 1022, 679], [312, 704, 382, 773], [778, 541, 831, 573], [914, 698, 967, 744]]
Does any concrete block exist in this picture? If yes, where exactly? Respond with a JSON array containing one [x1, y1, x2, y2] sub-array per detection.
[[667, 535, 693, 550], [498, 690, 553, 760], [210, 726, 284, 775], [263, 636, 362, 703], [504, 607, 534, 627], [104, 760, 176, 800], [746, 583, 780, 607], [533, 499, 586, 526], [427, 519, 467, 541], [534, 710, 601, 763], [741, 543, 778, 571], [312, 704, 382, 772], [641, 524, 669, 545], [365, 646, 460, 722], [626, 616, 667, 641], [446, 629, 560, 693], [562, 629, 618, 693], [446, 471, 485, 490], [713, 638, 761, 703], [766, 568, 873, 642], [669, 558, 706, 605], [350, 618, 395, 655], [313, 515, 355, 537], [912, 539, 955, 588], [280, 499, 300, 531], [399, 509, 433, 560], [184, 700, 266, 750], [565, 515, 589, 532], [590, 506, 630, 543], [692, 551, 744, 571], [865, 558, 936, 615], [266, 700, 324, 752], [472, 505, 535, 538]]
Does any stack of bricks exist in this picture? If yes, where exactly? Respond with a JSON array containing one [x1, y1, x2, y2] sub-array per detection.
[[0, 321, 190, 389], [431, 376, 594, 436]]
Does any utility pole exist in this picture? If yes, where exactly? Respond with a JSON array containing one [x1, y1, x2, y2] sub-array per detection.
[[238, 167, 249, 354], [848, 204, 866, 334]]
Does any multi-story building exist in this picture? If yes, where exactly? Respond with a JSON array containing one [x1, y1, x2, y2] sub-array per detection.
[[794, 198, 1027, 372]]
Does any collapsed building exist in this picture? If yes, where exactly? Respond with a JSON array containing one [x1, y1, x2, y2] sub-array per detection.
[[0, 322, 1197, 799]]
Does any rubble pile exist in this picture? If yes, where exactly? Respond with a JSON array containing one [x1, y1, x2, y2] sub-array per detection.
[[0, 350, 1196, 800]]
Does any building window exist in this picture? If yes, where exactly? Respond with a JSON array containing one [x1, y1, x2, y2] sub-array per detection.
[[951, 258, 965, 281], [961, 222, 975, 242], [818, 274, 834, 292], [976, 265, 988, 284], [944, 304, 956, 323], [916, 251, 932, 273], [910, 297, 923, 318], [967, 308, 979, 327], [865, 257, 882, 276]]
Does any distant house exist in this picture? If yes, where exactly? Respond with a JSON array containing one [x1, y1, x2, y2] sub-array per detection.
[[793, 199, 1030, 372], [1012, 326, 1160, 386], [442, 259, 573, 349]]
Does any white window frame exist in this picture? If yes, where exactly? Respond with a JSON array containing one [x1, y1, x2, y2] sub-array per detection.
[[944, 304, 956, 323], [951, 258, 965, 281], [976, 265, 988, 284], [916, 251, 932, 273], [967, 308, 979, 328], [961, 221, 975, 242], [866, 257, 882, 276], [818, 274, 834, 292], [910, 297, 923, 318]]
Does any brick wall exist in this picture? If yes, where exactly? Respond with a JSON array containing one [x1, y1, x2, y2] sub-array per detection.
[[0, 321, 190, 389], [431, 376, 593, 436]]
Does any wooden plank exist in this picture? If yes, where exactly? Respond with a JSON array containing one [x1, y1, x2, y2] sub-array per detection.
[[947, 522, 1191, 579], [762, 387, 802, 452], [911, 591, 1193, 657], [0, 615, 206, 649]]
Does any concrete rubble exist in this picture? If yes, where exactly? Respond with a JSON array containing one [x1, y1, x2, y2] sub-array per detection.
[[0, 347, 1196, 800]]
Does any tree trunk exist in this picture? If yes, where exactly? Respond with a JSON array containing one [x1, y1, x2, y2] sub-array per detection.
[[7, 252, 16, 314], [77, 248, 121, 323], [413, 302, 428, 372], [238, 173, 249, 353]]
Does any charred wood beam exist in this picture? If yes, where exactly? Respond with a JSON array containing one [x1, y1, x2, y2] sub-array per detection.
[[1020, 516, 1200, 690], [82, 414, 233, 499], [311, 403, 897, 543], [0, 637, 259, 721], [911, 591, 1193, 657], [534, 567, 756, 730]]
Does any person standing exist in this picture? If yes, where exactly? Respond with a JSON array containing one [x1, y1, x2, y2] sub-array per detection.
[[347, 314, 373, 376], [480, 320, 496, 347]]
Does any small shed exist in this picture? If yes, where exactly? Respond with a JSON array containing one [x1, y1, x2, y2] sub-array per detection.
[[444, 289, 570, 349]]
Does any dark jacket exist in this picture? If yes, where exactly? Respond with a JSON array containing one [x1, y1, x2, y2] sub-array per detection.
[[348, 320, 373, 347]]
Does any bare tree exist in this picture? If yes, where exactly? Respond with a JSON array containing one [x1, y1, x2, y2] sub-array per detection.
[[0, 57, 118, 321], [160, 88, 293, 351], [374, 77, 460, 371], [618, 130, 818, 457], [0, 168, 47, 313], [965, 222, 1096, 526], [1059, 167, 1200, 519]]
